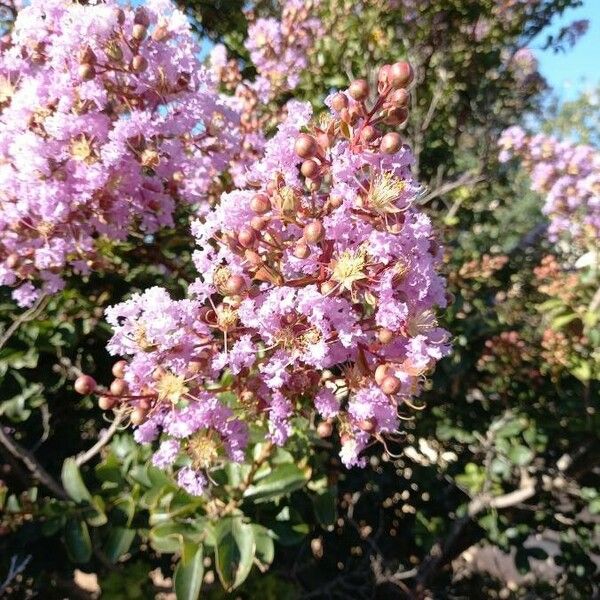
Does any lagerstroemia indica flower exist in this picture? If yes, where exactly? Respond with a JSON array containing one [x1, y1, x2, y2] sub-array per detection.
[[0, 0, 239, 306], [98, 60, 451, 496], [499, 126, 600, 245]]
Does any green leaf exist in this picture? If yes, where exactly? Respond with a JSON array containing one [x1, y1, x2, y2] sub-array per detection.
[[61, 458, 92, 503], [214, 517, 255, 591], [251, 524, 275, 569], [64, 518, 92, 563], [105, 527, 136, 563], [507, 445, 534, 466], [243, 463, 309, 502], [313, 489, 337, 529], [174, 542, 204, 600]]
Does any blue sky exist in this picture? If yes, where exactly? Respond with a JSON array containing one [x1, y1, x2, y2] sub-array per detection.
[[535, 0, 600, 99]]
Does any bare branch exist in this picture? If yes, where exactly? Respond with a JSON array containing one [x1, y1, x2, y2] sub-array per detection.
[[0, 294, 49, 351], [74, 409, 127, 467], [0, 423, 68, 499]]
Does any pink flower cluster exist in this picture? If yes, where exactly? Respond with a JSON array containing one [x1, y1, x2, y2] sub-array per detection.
[[102, 64, 450, 496], [245, 0, 323, 100], [499, 126, 600, 244], [0, 0, 239, 306]]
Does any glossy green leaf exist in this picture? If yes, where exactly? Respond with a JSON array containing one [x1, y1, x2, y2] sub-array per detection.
[[105, 527, 136, 563], [64, 518, 92, 563], [174, 542, 204, 600], [214, 517, 255, 591], [243, 463, 309, 502]]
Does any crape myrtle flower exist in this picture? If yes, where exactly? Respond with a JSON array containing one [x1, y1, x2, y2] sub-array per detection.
[[85, 60, 450, 495]]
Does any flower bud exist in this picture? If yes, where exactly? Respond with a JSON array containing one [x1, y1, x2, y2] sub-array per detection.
[[238, 226, 256, 248], [329, 195, 343, 209], [384, 107, 408, 126], [152, 25, 170, 42], [78, 63, 95, 80], [98, 396, 116, 410], [389, 61, 413, 88], [134, 7, 150, 26], [130, 407, 147, 426], [112, 360, 127, 379], [6, 253, 20, 269], [244, 249, 263, 266], [348, 79, 369, 100], [381, 375, 401, 395], [317, 421, 333, 438], [131, 55, 148, 73], [132, 24, 147, 42], [378, 64, 390, 85], [374, 364, 390, 386], [303, 220, 324, 243], [331, 92, 348, 112], [250, 193, 271, 214], [79, 47, 96, 65], [295, 134, 318, 159], [115, 8, 126, 25], [380, 132, 402, 154], [293, 242, 311, 259], [391, 88, 410, 107], [358, 418, 376, 433], [74, 375, 97, 395], [110, 378, 128, 396], [360, 125, 378, 143], [250, 216, 268, 231], [378, 328, 394, 344], [152, 366, 166, 381], [224, 275, 245, 295], [301, 159, 320, 179]]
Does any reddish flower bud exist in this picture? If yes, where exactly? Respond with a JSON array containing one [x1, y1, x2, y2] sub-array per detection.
[[348, 79, 369, 100], [384, 107, 409, 126], [378, 328, 394, 344], [250, 216, 268, 231], [152, 26, 170, 42], [295, 134, 318, 159], [389, 61, 413, 88], [358, 417, 376, 433], [78, 63, 95, 80], [79, 47, 96, 65], [244, 249, 263, 266], [329, 195, 343, 209], [134, 7, 150, 26], [391, 88, 410, 107], [74, 375, 97, 395], [303, 220, 324, 243], [131, 24, 147, 42], [378, 64, 390, 85], [380, 132, 402, 154], [98, 396, 116, 410], [238, 226, 256, 248], [381, 375, 401, 395], [293, 242, 311, 259], [6, 253, 20, 269], [360, 125, 378, 143], [224, 275, 245, 295], [317, 421, 333, 438], [110, 378, 128, 396], [130, 407, 147, 425], [331, 92, 349, 112], [152, 366, 166, 381], [374, 364, 390, 386], [131, 55, 148, 73], [250, 193, 271, 214], [301, 159, 320, 179], [112, 360, 127, 379]]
